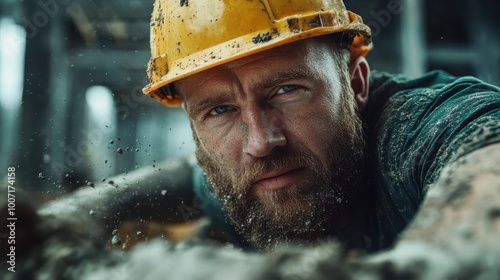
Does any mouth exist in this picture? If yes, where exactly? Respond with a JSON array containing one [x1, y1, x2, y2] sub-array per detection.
[[251, 167, 306, 191]]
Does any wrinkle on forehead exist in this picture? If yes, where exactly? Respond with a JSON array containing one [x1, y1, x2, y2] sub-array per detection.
[[176, 36, 330, 86], [177, 36, 341, 115]]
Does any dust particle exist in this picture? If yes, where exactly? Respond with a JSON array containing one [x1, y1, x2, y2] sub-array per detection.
[[111, 235, 121, 247]]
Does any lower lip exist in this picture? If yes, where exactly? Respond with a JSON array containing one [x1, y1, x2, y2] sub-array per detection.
[[253, 168, 305, 191]]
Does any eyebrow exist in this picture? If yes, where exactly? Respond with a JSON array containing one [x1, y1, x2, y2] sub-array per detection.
[[186, 94, 234, 120], [255, 67, 314, 90], [185, 67, 314, 119]]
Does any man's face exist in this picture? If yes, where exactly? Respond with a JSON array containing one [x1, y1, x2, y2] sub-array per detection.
[[177, 37, 367, 251]]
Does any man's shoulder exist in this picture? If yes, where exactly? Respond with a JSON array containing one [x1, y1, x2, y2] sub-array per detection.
[[367, 71, 453, 115], [366, 70, 497, 112], [364, 70, 499, 131], [368, 70, 465, 95], [365, 69, 500, 172]]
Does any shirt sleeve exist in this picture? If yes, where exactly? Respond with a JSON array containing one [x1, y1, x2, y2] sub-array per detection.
[[366, 70, 500, 249]]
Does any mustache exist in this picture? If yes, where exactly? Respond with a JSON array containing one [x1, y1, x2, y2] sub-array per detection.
[[231, 145, 320, 193]]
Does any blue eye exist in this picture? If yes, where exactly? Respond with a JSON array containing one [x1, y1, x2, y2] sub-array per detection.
[[277, 85, 298, 94], [209, 105, 230, 116]]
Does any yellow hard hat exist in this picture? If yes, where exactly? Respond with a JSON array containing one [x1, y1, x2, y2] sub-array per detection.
[[143, 0, 373, 107]]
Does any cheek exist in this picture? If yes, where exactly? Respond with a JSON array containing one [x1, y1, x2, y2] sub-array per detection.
[[195, 125, 243, 167], [285, 102, 339, 154]]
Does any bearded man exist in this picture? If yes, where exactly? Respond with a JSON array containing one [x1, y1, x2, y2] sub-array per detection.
[[39, 0, 500, 258]]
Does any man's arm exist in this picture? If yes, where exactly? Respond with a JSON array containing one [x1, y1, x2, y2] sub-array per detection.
[[38, 155, 201, 243], [397, 142, 500, 266]]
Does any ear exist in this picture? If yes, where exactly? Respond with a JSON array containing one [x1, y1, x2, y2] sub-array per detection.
[[349, 56, 370, 112]]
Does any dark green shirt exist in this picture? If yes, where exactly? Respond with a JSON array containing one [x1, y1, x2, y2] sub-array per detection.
[[193, 70, 500, 251]]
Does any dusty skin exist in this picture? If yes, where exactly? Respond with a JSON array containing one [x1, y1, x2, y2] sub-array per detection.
[[1, 143, 499, 279]]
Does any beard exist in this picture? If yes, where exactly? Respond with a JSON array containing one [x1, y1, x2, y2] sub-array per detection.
[[194, 94, 367, 252]]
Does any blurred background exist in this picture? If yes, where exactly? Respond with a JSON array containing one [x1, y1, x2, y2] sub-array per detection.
[[1, 0, 499, 193]]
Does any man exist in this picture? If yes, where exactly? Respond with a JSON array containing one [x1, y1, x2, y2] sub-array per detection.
[[3, 0, 499, 278], [139, 0, 500, 253], [34, 0, 499, 264]]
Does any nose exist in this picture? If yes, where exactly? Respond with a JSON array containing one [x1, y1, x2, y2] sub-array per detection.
[[242, 108, 286, 157]]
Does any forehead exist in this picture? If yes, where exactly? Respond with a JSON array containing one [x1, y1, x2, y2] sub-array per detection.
[[175, 37, 335, 96]]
